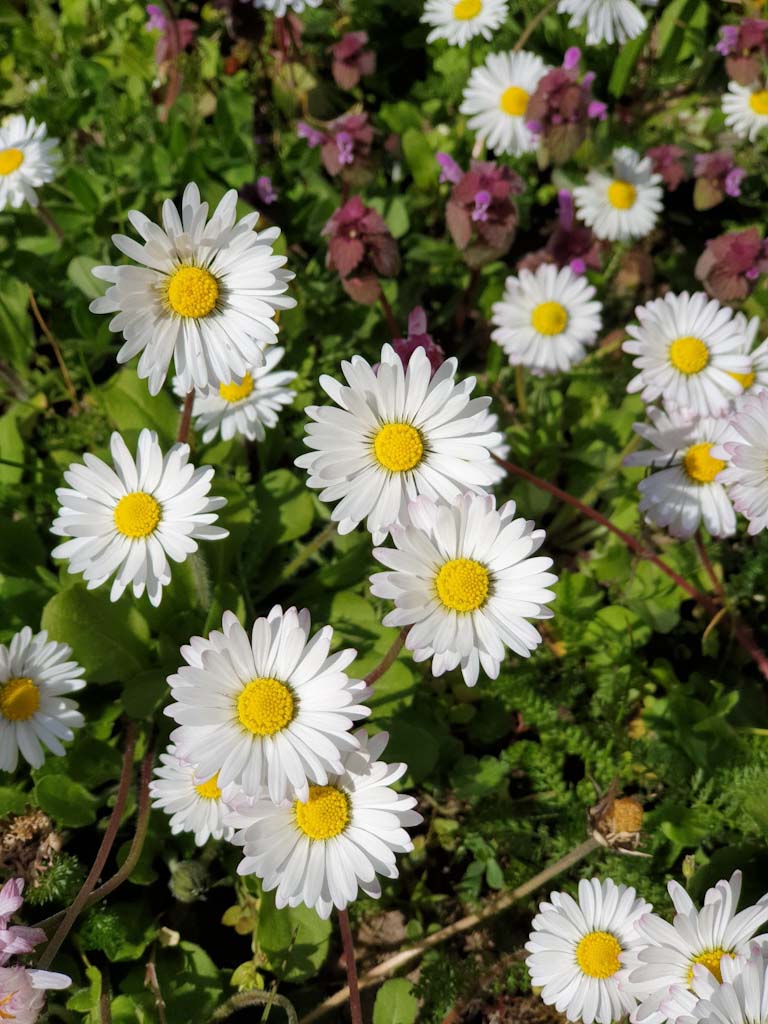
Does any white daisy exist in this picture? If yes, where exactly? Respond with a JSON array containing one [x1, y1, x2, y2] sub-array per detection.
[[172, 346, 296, 444], [557, 0, 656, 46], [713, 390, 768, 535], [671, 946, 768, 1024], [490, 264, 603, 374], [295, 344, 504, 545], [574, 147, 663, 242], [0, 115, 59, 212], [722, 82, 768, 142], [370, 492, 558, 688], [0, 627, 85, 773], [624, 406, 737, 539], [421, 0, 510, 47], [730, 313, 768, 400], [243, 0, 322, 12], [149, 745, 243, 846], [525, 877, 652, 1024], [165, 607, 371, 804], [51, 428, 228, 607], [0, 965, 71, 1024], [89, 182, 296, 396], [625, 872, 768, 1024], [459, 51, 549, 157], [227, 729, 422, 919], [623, 291, 751, 418]]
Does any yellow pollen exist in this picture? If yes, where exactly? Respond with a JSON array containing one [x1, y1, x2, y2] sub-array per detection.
[[373, 423, 424, 473], [0, 991, 16, 1021], [194, 773, 223, 800], [500, 85, 530, 117], [166, 266, 219, 319], [607, 179, 637, 210], [684, 442, 726, 485], [531, 300, 569, 336], [0, 677, 40, 723], [687, 949, 734, 985], [113, 491, 161, 539], [0, 148, 23, 176], [749, 89, 768, 115], [729, 368, 756, 390], [435, 558, 490, 612], [575, 931, 623, 979], [453, 0, 482, 18], [295, 785, 350, 841], [237, 677, 295, 736], [668, 335, 710, 375], [218, 373, 255, 403]]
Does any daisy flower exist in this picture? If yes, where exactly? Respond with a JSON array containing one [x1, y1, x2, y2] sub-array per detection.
[[525, 877, 652, 1024], [51, 429, 228, 607], [0, 115, 59, 212], [89, 182, 295, 396], [490, 263, 603, 373], [421, 0, 510, 47], [150, 745, 243, 846], [370, 493, 558, 688], [459, 51, 549, 157], [623, 291, 751, 418], [557, 0, 656, 46], [0, 627, 85, 773], [243, 0, 322, 12], [624, 406, 737, 539], [0, 965, 71, 1024], [165, 608, 371, 803], [722, 82, 768, 142], [668, 946, 768, 1024], [625, 871, 768, 1024], [574, 147, 663, 242], [295, 344, 504, 544], [172, 346, 296, 444], [728, 313, 768, 400], [227, 729, 422, 919], [713, 390, 768, 535]]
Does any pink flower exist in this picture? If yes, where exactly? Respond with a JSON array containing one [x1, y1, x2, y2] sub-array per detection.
[[256, 176, 278, 205], [436, 152, 463, 185], [319, 112, 373, 178], [330, 31, 376, 90], [716, 19, 768, 84], [322, 196, 400, 304], [517, 189, 602, 275], [145, 5, 197, 65], [648, 144, 688, 192], [693, 150, 745, 209], [526, 58, 604, 163], [0, 966, 71, 1024], [446, 161, 523, 268], [297, 121, 325, 148], [392, 308, 445, 374], [695, 227, 768, 301]]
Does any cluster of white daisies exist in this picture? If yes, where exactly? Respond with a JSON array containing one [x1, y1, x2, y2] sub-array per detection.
[[527, 871, 768, 1024]]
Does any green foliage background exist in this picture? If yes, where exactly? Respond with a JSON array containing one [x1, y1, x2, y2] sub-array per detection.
[[1, 0, 768, 1020]]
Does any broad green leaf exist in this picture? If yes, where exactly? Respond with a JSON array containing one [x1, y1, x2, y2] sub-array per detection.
[[99, 369, 179, 444], [373, 979, 419, 1024], [34, 774, 98, 827], [258, 890, 332, 983], [67, 255, 107, 299]]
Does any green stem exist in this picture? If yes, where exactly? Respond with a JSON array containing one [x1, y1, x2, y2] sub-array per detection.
[[514, 365, 528, 417], [280, 521, 336, 583]]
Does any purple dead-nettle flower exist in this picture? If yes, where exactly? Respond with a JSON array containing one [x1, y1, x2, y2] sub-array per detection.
[[472, 189, 492, 222], [695, 227, 768, 302], [693, 150, 746, 209], [146, 3, 166, 31], [716, 24, 739, 56], [297, 121, 324, 148], [446, 160, 523, 268], [391, 307, 446, 375], [319, 112, 373, 178], [335, 130, 355, 166], [256, 176, 278, 204], [330, 31, 376, 90], [725, 166, 747, 197], [436, 151, 463, 185], [145, 3, 197, 64], [648, 144, 688, 192], [526, 55, 605, 163], [517, 189, 602, 275], [716, 19, 768, 84], [322, 195, 400, 305]]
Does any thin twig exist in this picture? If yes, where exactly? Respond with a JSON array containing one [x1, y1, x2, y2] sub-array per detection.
[[211, 992, 298, 1022], [177, 391, 195, 444], [99, 967, 112, 1024], [513, 0, 557, 51], [694, 530, 726, 602], [28, 289, 78, 407], [145, 953, 168, 1024], [159, 0, 182, 121], [364, 628, 409, 686], [280, 521, 337, 583], [36, 201, 64, 240], [378, 288, 399, 340], [338, 910, 363, 1024], [299, 838, 601, 1024], [37, 723, 138, 969]]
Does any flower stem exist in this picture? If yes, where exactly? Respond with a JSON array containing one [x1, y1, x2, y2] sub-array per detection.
[[514, 365, 528, 417], [694, 530, 726, 603], [212, 992, 298, 1022], [513, 0, 557, 51], [37, 723, 137, 969], [36, 201, 64, 241], [378, 288, 399, 340], [364, 627, 409, 685], [177, 391, 195, 444], [28, 288, 78, 407], [338, 909, 363, 1024], [279, 521, 337, 584]]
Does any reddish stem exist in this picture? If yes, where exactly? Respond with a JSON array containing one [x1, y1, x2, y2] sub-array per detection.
[[694, 530, 725, 601], [378, 288, 399, 341], [177, 391, 195, 444], [364, 628, 409, 685], [338, 909, 363, 1024]]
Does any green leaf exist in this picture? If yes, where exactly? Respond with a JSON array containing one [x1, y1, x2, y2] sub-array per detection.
[[41, 585, 152, 683], [34, 774, 98, 827], [67, 255, 107, 300], [402, 128, 437, 190], [373, 979, 419, 1024], [0, 785, 30, 817], [254, 469, 315, 546], [608, 30, 650, 97], [0, 274, 34, 370], [99, 369, 179, 444], [258, 890, 332, 983]]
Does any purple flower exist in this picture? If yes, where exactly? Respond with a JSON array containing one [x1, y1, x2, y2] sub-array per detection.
[[330, 31, 376, 90], [725, 166, 746, 197], [297, 121, 325, 148], [446, 161, 523, 267], [587, 100, 607, 120], [145, 4, 167, 31], [717, 19, 768, 84], [526, 61, 604, 163], [563, 47, 581, 71], [0, 879, 46, 967], [256, 176, 278, 205], [648, 144, 688, 192], [335, 131, 355, 166], [695, 227, 768, 301], [716, 24, 739, 55], [694, 150, 744, 209], [322, 195, 400, 305], [436, 152, 463, 185], [471, 189, 492, 222], [391, 307, 446, 375]]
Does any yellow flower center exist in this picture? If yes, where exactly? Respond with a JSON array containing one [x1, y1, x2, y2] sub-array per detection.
[[749, 90, 768, 115], [687, 949, 735, 985], [500, 85, 530, 117], [0, 991, 17, 1021], [668, 335, 710, 375], [194, 773, 223, 800], [453, 0, 482, 18], [373, 423, 424, 473], [237, 677, 295, 736], [607, 179, 637, 210], [683, 442, 726, 485], [113, 491, 161, 539], [531, 301, 569, 336], [728, 369, 756, 390], [218, 373, 255, 404], [0, 677, 41, 723], [166, 266, 220, 319], [435, 558, 490, 612], [575, 931, 623, 979], [294, 785, 350, 841], [0, 148, 24, 176]]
